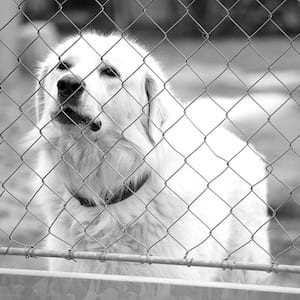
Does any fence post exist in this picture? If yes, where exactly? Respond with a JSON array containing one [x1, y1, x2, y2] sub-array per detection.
[[0, 0, 20, 84]]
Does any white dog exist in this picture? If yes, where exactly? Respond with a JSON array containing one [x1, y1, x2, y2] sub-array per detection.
[[30, 32, 271, 283]]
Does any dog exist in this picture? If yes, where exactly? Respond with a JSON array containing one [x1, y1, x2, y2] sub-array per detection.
[[30, 32, 271, 283]]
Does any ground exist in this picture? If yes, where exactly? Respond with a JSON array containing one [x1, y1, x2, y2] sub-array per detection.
[[0, 36, 300, 287]]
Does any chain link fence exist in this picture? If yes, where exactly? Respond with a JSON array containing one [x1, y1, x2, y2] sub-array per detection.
[[0, 0, 300, 285]]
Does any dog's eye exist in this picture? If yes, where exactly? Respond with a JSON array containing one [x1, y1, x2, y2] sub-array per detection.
[[101, 67, 120, 78], [57, 61, 72, 71]]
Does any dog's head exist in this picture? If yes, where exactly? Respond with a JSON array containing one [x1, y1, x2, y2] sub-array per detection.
[[35, 32, 173, 148]]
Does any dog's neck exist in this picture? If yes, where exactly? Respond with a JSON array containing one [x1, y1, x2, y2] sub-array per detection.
[[69, 172, 150, 207]]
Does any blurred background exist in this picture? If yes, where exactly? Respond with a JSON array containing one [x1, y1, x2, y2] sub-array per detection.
[[0, 0, 300, 287]]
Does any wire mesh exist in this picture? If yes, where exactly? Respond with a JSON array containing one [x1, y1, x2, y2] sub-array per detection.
[[0, 0, 300, 283]]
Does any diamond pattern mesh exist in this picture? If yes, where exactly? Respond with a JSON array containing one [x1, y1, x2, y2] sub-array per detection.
[[0, 0, 300, 280]]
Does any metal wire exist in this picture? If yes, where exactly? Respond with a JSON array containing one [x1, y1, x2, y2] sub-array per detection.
[[0, 0, 300, 278]]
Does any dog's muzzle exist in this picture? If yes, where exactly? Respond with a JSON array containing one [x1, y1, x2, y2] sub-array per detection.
[[57, 75, 85, 106], [52, 107, 102, 132], [52, 75, 102, 132]]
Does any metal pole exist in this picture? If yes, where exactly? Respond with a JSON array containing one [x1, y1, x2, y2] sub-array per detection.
[[1, 247, 300, 274]]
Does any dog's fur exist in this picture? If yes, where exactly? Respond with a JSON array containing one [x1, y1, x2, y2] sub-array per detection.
[[30, 32, 271, 282]]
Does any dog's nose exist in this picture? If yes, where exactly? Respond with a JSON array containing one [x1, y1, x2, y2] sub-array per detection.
[[57, 75, 85, 105]]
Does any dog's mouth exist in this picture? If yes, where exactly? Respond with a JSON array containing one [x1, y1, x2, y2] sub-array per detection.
[[51, 107, 102, 132]]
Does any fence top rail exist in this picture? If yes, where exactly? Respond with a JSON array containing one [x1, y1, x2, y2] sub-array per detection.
[[1, 247, 300, 275]]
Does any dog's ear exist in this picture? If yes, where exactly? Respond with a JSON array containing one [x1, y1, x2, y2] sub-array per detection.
[[144, 69, 169, 144], [144, 63, 183, 144], [34, 62, 49, 123]]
